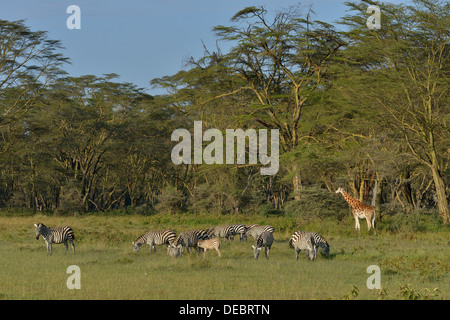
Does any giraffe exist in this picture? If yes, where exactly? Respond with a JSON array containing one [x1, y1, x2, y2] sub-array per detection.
[[335, 187, 376, 233]]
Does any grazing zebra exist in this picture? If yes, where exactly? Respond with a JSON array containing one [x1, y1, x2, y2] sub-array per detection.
[[132, 230, 176, 254], [34, 223, 75, 256], [230, 224, 247, 241], [197, 238, 221, 257], [207, 225, 234, 241], [167, 244, 183, 258], [309, 232, 330, 258], [245, 225, 275, 240], [252, 231, 274, 259], [289, 231, 316, 261], [172, 229, 206, 254], [195, 229, 210, 240]]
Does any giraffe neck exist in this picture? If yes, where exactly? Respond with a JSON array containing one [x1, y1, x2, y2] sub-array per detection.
[[341, 189, 357, 207]]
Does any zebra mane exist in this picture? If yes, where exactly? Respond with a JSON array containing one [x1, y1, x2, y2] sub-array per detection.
[[133, 234, 147, 245]]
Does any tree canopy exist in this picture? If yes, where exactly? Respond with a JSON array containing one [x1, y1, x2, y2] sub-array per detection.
[[0, 1, 448, 225]]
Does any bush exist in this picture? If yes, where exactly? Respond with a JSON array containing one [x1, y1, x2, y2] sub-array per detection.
[[154, 186, 186, 214], [284, 187, 348, 222], [380, 211, 443, 233], [188, 183, 218, 214], [57, 181, 83, 214], [130, 204, 156, 216], [257, 203, 283, 216]]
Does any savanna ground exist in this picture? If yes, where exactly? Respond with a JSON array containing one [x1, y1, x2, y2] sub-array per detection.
[[0, 211, 448, 300]]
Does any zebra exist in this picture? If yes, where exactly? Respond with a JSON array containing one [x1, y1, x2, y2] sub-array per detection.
[[289, 231, 316, 261], [195, 229, 210, 241], [230, 224, 247, 241], [171, 229, 206, 254], [132, 230, 176, 254], [309, 232, 330, 258], [34, 223, 75, 256], [207, 225, 235, 241], [167, 244, 183, 258], [252, 231, 274, 259], [197, 238, 221, 257], [245, 225, 275, 240]]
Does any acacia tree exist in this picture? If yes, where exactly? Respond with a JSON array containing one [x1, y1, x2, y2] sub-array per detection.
[[0, 19, 68, 126], [212, 6, 345, 199], [152, 6, 345, 200], [339, 0, 449, 224]]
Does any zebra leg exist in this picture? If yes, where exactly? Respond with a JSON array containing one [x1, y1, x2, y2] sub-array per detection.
[[265, 246, 270, 259], [295, 248, 300, 261], [70, 239, 75, 254], [64, 241, 68, 255], [48, 242, 52, 256]]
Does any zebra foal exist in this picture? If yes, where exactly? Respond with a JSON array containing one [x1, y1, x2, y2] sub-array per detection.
[[132, 230, 176, 254], [197, 238, 221, 257], [34, 223, 75, 256], [252, 231, 274, 259]]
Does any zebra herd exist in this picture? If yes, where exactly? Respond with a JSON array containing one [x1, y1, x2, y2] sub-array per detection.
[[33, 222, 330, 261]]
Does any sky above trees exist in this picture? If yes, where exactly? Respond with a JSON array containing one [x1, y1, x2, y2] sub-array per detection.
[[0, 0, 414, 95]]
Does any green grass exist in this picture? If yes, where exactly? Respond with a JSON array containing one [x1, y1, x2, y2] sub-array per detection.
[[0, 213, 448, 300]]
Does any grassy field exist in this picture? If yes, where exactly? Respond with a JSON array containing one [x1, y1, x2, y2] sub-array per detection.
[[0, 212, 448, 300]]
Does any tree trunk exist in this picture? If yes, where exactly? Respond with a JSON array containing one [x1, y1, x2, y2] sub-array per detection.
[[293, 172, 301, 200], [431, 165, 449, 225]]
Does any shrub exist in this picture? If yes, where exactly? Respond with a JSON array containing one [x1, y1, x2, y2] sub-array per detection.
[[284, 187, 348, 222], [380, 211, 443, 233], [57, 181, 83, 214], [257, 203, 283, 216], [154, 186, 186, 214]]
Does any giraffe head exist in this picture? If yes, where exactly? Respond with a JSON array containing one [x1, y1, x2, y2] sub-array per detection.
[[335, 186, 344, 194]]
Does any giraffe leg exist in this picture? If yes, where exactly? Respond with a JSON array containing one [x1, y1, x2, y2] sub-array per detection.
[[372, 213, 377, 235], [368, 212, 377, 234], [354, 215, 360, 232], [366, 216, 372, 231]]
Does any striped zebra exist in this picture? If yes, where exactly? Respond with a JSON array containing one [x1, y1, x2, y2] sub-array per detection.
[[207, 225, 234, 241], [132, 230, 176, 254], [172, 229, 206, 254], [34, 223, 75, 256], [309, 232, 330, 258], [197, 238, 221, 257], [230, 224, 247, 241], [252, 231, 274, 259], [245, 225, 275, 240], [289, 231, 316, 261], [167, 244, 183, 258]]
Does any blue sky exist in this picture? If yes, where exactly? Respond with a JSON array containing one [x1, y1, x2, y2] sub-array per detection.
[[1, 0, 412, 95]]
